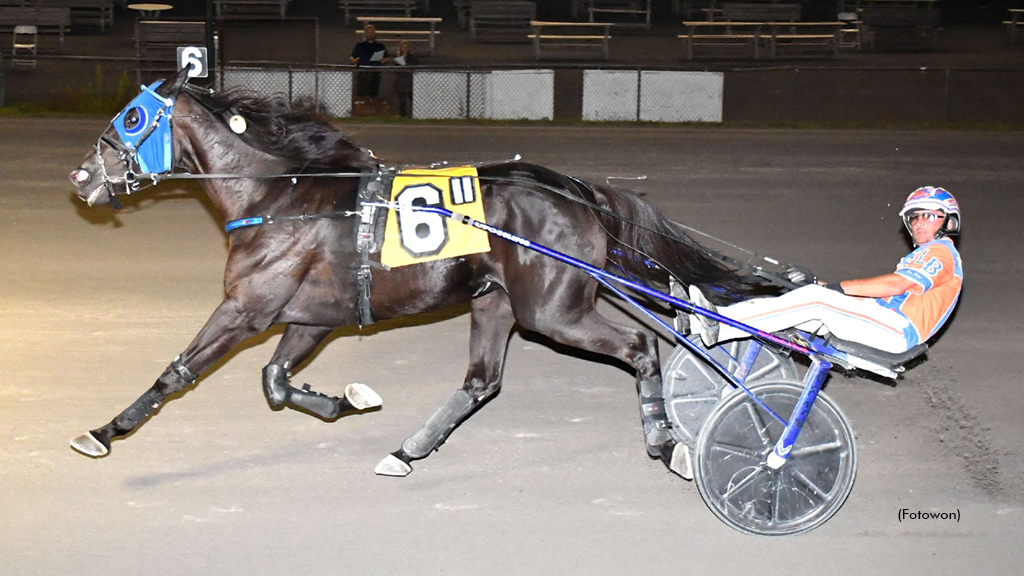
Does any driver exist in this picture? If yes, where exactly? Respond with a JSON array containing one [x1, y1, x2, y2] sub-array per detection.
[[690, 187, 963, 354]]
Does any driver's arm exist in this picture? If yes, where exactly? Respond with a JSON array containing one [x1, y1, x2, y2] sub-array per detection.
[[837, 273, 917, 298]]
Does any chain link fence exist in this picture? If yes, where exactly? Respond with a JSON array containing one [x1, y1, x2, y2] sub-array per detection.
[[3, 56, 1024, 125], [219, 66, 558, 121]]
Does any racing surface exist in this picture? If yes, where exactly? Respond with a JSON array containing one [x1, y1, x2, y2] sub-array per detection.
[[2, 119, 1023, 574]]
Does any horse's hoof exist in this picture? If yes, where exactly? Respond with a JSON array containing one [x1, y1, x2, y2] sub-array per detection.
[[345, 383, 382, 411], [70, 432, 109, 458], [668, 443, 693, 481], [374, 454, 412, 477]]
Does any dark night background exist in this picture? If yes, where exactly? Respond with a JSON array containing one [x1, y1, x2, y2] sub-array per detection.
[[157, 1, 1023, 25]]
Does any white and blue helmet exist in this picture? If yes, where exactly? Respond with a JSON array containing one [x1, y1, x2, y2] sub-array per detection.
[[899, 186, 960, 237]]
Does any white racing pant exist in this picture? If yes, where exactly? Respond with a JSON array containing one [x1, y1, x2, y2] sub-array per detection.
[[715, 285, 912, 353]]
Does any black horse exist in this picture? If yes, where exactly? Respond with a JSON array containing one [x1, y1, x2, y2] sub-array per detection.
[[68, 68, 763, 477]]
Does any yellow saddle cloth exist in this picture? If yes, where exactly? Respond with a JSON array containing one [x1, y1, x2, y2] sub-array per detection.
[[381, 166, 491, 268]]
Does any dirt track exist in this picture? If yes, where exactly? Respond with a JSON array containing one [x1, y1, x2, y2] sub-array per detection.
[[2, 119, 1023, 574]]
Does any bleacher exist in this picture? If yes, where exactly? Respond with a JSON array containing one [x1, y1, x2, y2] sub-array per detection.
[[135, 19, 206, 82], [338, 0, 418, 26], [38, 0, 113, 32], [860, 1, 939, 51], [355, 16, 442, 55], [470, 1, 536, 43], [214, 1, 291, 20], [529, 20, 612, 60], [0, 6, 70, 51]]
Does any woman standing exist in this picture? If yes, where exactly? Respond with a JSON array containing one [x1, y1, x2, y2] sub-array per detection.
[[393, 41, 417, 118]]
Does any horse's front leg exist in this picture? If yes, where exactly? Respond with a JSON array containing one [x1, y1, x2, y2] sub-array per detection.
[[70, 299, 272, 457], [261, 324, 381, 419]]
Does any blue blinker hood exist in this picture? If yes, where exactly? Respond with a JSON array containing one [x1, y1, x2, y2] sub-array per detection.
[[112, 81, 175, 174]]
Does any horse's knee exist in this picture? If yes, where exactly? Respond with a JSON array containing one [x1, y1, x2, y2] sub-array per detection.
[[262, 363, 290, 409]]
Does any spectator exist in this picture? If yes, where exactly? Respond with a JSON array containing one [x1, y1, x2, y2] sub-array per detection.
[[393, 40, 417, 118], [351, 24, 388, 98]]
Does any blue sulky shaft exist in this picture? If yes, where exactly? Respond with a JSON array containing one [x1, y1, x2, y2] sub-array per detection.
[[767, 357, 832, 469], [391, 204, 837, 462], [405, 205, 814, 356], [587, 271, 789, 427]]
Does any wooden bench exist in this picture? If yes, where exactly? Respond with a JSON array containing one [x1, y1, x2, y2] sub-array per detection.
[[338, 0, 417, 26], [470, 1, 535, 44], [0, 7, 70, 51], [355, 16, 441, 55], [135, 20, 206, 82], [583, 1, 650, 31], [214, 0, 289, 19], [1005, 9, 1023, 45], [38, 0, 114, 32], [679, 21, 762, 59], [860, 2, 938, 51], [761, 21, 843, 59], [529, 21, 611, 60], [721, 2, 800, 23]]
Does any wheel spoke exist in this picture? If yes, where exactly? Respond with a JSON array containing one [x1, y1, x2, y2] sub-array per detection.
[[789, 466, 828, 500], [710, 441, 763, 461], [791, 440, 843, 458], [670, 393, 722, 404], [771, 474, 783, 523], [748, 355, 782, 381], [721, 466, 765, 502], [743, 401, 771, 446]]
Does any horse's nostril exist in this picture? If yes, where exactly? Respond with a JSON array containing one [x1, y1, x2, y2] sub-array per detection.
[[71, 169, 90, 186]]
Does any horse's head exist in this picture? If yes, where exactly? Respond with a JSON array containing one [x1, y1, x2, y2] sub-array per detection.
[[69, 67, 191, 207]]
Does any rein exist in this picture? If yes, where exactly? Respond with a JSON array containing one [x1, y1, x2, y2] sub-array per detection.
[[209, 168, 807, 289], [100, 82, 808, 290]]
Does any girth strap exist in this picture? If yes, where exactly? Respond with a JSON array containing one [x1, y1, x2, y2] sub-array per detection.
[[354, 170, 394, 327]]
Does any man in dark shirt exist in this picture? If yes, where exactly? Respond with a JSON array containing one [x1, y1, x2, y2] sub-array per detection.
[[351, 25, 388, 98]]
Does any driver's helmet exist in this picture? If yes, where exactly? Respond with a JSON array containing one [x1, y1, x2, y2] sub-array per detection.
[[899, 186, 960, 237]]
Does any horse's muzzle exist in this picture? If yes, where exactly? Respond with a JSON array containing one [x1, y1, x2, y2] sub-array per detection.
[[70, 168, 90, 188], [70, 168, 108, 206]]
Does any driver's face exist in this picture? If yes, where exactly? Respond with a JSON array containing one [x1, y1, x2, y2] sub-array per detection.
[[908, 210, 946, 245]]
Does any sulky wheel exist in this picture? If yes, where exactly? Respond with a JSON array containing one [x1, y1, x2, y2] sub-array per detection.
[[693, 380, 857, 536], [663, 337, 799, 451]]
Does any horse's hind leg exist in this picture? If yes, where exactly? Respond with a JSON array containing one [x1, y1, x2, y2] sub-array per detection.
[[376, 289, 516, 477], [514, 288, 686, 477], [263, 324, 381, 420]]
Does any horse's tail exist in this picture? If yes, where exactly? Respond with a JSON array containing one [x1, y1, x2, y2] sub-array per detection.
[[598, 185, 776, 305]]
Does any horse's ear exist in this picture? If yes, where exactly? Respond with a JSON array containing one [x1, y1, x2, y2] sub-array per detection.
[[164, 66, 192, 98]]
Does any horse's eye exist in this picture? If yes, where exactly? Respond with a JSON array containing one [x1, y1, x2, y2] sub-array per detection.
[[124, 107, 141, 130]]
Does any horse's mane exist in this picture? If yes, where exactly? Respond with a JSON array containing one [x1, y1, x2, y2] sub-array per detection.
[[183, 85, 378, 172]]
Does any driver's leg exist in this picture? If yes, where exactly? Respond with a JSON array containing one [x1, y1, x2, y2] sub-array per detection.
[[710, 285, 912, 353]]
